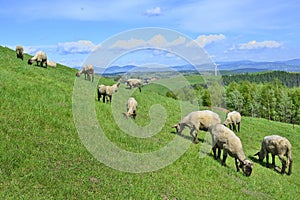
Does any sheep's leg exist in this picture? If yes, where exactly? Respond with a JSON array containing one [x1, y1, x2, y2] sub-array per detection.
[[233, 122, 237, 132], [138, 87, 141, 92], [102, 94, 106, 103], [217, 147, 221, 159], [222, 151, 227, 166], [193, 129, 199, 144], [237, 122, 240, 132], [271, 154, 275, 166], [278, 155, 286, 174], [212, 145, 217, 159], [235, 158, 240, 172], [97, 91, 101, 101], [287, 158, 292, 175], [266, 153, 270, 168]]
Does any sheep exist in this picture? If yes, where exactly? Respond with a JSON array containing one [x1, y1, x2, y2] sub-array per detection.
[[123, 97, 138, 119], [15, 45, 24, 60], [97, 83, 120, 103], [224, 111, 241, 132], [28, 51, 47, 68], [76, 64, 94, 82], [125, 78, 143, 92], [172, 110, 221, 144], [209, 124, 253, 176], [254, 135, 292, 175], [47, 60, 57, 68]]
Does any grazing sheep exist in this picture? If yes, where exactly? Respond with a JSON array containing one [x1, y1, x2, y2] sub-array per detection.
[[126, 78, 143, 92], [209, 124, 253, 176], [172, 110, 221, 144], [123, 97, 138, 119], [47, 60, 57, 68], [224, 111, 241, 132], [15, 45, 24, 60], [97, 83, 120, 103], [254, 135, 292, 175], [76, 64, 94, 82], [28, 51, 47, 68]]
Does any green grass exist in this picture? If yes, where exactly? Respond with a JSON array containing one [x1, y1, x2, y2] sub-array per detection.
[[1, 46, 300, 199]]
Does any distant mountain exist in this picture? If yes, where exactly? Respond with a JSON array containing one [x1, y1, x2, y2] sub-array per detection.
[[216, 60, 300, 72], [91, 59, 300, 75]]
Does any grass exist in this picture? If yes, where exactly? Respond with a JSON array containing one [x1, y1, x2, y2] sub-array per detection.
[[0, 46, 300, 199]]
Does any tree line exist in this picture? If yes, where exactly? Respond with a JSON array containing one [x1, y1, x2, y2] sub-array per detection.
[[166, 72, 300, 125], [222, 71, 300, 88]]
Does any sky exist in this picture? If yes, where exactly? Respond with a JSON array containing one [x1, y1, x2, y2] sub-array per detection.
[[1, 0, 300, 70]]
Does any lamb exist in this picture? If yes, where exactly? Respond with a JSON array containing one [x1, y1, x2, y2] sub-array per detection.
[[125, 78, 143, 92], [97, 83, 120, 103], [28, 51, 47, 68], [47, 60, 57, 68], [123, 97, 138, 119], [76, 64, 94, 82], [209, 124, 253, 176], [15, 45, 24, 60], [172, 110, 221, 144], [254, 135, 292, 175], [224, 111, 241, 132]]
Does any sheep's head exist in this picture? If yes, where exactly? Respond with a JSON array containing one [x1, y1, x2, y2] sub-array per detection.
[[75, 72, 81, 77], [223, 118, 231, 126], [239, 159, 253, 177], [172, 123, 185, 134], [27, 59, 33, 65]]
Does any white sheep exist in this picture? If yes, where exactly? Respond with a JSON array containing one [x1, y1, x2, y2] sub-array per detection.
[[209, 124, 253, 176], [123, 97, 138, 119], [15, 45, 24, 60], [224, 111, 241, 132], [125, 78, 143, 92], [254, 135, 292, 175], [76, 64, 94, 82], [97, 83, 120, 103], [28, 51, 47, 68], [47, 60, 57, 68], [172, 110, 221, 144]]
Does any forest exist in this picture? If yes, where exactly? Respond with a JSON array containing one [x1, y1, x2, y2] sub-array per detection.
[[222, 70, 300, 87], [167, 71, 300, 125]]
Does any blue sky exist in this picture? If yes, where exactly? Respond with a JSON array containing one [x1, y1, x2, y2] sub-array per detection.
[[1, 0, 300, 69]]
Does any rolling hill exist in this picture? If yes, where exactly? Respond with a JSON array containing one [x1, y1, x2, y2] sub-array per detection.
[[0, 46, 299, 199]]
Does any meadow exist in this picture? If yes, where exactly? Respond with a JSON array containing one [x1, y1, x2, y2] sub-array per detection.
[[0, 46, 299, 199]]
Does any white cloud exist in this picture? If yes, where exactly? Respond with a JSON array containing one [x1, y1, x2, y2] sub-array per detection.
[[110, 38, 145, 49], [144, 6, 162, 16], [187, 34, 226, 47], [237, 40, 282, 49], [57, 40, 97, 54]]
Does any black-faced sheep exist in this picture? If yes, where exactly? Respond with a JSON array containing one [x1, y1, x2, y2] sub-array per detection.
[[254, 135, 292, 175], [172, 110, 221, 144], [123, 97, 138, 119], [15, 45, 24, 60], [97, 83, 120, 103], [76, 64, 94, 82], [28, 51, 47, 68], [209, 124, 253, 176], [126, 78, 143, 92], [224, 111, 241, 132]]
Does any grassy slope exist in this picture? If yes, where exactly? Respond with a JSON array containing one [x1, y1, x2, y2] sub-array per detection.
[[0, 46, 300, 199]]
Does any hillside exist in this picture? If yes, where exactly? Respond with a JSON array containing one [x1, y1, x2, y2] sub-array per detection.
[[0, 46, 300, 199]]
